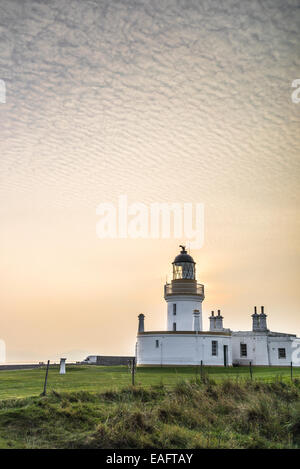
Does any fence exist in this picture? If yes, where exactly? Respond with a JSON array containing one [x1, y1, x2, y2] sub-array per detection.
[[0, 361, 299, 399]]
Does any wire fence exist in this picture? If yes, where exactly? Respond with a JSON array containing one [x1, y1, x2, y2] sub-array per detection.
[[0, 361, 299, 399]]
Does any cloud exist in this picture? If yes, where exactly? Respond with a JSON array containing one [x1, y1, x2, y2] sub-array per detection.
[[0, 0, 299, 211], [1, 1, 300, 359]]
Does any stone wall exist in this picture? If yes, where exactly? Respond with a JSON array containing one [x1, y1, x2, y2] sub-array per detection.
[[95, 356, 134, 365]]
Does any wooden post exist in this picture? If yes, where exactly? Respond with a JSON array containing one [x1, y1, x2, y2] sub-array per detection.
[[42, 360, 50, 396], [249, 361, 253, 381], [200, 360, 203, 381], [291, 361, 293, 381], [131, 358, 135, 386]]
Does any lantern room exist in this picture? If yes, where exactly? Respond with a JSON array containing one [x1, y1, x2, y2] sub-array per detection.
[[172, 245, 195, 280]]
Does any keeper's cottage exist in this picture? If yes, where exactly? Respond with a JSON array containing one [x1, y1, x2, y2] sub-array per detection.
[[136, 246, 300, 366]]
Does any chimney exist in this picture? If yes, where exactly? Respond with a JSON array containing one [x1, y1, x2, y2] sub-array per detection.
[[209, 309, 223, 330], [252, 306, 260, 331], [209, 311, 216, 331], [259, 305, 268, 331], [216, 310, 223, 329], [138, 314, 145, 333], [193, 310, 200, 332]]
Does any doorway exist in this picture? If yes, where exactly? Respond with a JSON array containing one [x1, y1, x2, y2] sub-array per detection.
[[223, 345, 228, 367]]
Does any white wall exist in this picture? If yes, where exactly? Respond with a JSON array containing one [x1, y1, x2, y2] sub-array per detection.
[[268, 336, 299, 366], [166, 296, 203, 331], [232, 332, 300, 366], [137, 333, 232, 366], [232, 333, 269, 365]]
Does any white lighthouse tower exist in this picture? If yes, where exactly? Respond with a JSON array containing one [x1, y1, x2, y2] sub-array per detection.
[[164, 245, 205, 331]]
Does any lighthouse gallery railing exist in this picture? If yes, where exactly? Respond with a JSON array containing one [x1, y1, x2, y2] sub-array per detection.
[[164, 282, 204, 296]]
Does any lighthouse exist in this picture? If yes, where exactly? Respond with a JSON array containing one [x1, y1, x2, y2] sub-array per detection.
[[136, 246, 299, 367], [164, 245, 205, 331]]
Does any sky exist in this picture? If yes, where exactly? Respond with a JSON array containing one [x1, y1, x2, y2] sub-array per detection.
[[0, 0, 299, 363]]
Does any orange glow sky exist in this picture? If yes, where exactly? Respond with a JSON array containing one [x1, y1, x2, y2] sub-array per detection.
[[0, 1, 299, 362]]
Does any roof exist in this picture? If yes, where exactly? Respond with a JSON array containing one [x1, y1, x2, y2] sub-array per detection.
[[173, 245, 195, 264], [138, 331, 232, 336]]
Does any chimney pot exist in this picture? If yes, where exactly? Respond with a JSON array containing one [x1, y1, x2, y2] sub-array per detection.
[[138, 314, 145, 333], [254, 306, 257, 314], [261, 305, 264, 315], [217, 309, 221, 316]]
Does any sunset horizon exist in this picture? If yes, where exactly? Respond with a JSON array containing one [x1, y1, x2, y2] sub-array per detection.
[[1, 0, 299, 365]]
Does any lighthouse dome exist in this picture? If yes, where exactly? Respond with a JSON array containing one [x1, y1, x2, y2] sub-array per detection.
[[173, 251, 194, 264], [173, 245, 195, 264]]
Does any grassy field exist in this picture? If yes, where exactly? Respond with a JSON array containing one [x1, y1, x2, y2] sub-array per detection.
[[0, 366, 299, 449], [0, 366, 300, 399], [0, 364, 299, 400], [0, 376, 299, 449]]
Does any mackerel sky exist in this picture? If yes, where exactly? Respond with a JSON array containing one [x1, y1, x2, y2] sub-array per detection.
[[0, 0, 299, 362]]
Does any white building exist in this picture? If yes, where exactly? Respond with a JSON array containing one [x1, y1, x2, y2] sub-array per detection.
[[136, 246, 300, 367]]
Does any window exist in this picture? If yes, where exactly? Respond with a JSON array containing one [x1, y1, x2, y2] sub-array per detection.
[[173, 322, 177, 331], [155, 340, 159, 348], [173, 304, 176, 315], [212, 340, 218, 356], [240, 343, 247, 357], [278, 348, 286, 359], [173, 262, 195, 280]]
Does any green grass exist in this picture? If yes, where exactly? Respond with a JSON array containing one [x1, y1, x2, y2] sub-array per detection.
[[0, 366, 300, 399], [0, 378, 299, 449], [0, 366, 299, 449], [0, 365, 299, 400]]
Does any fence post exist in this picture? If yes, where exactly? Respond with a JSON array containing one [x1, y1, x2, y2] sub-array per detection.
[[291, 361, 293, 381], [131, 357, 135, 386], [249, 361, 253, 381], [42, 360, 50, 396], [200, 360, 203, 381]]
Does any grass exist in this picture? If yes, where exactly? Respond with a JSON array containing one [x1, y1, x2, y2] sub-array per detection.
[[0, 377, 299, 448], [0, 366, 299, 449], [0, 365, 299, 400]]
